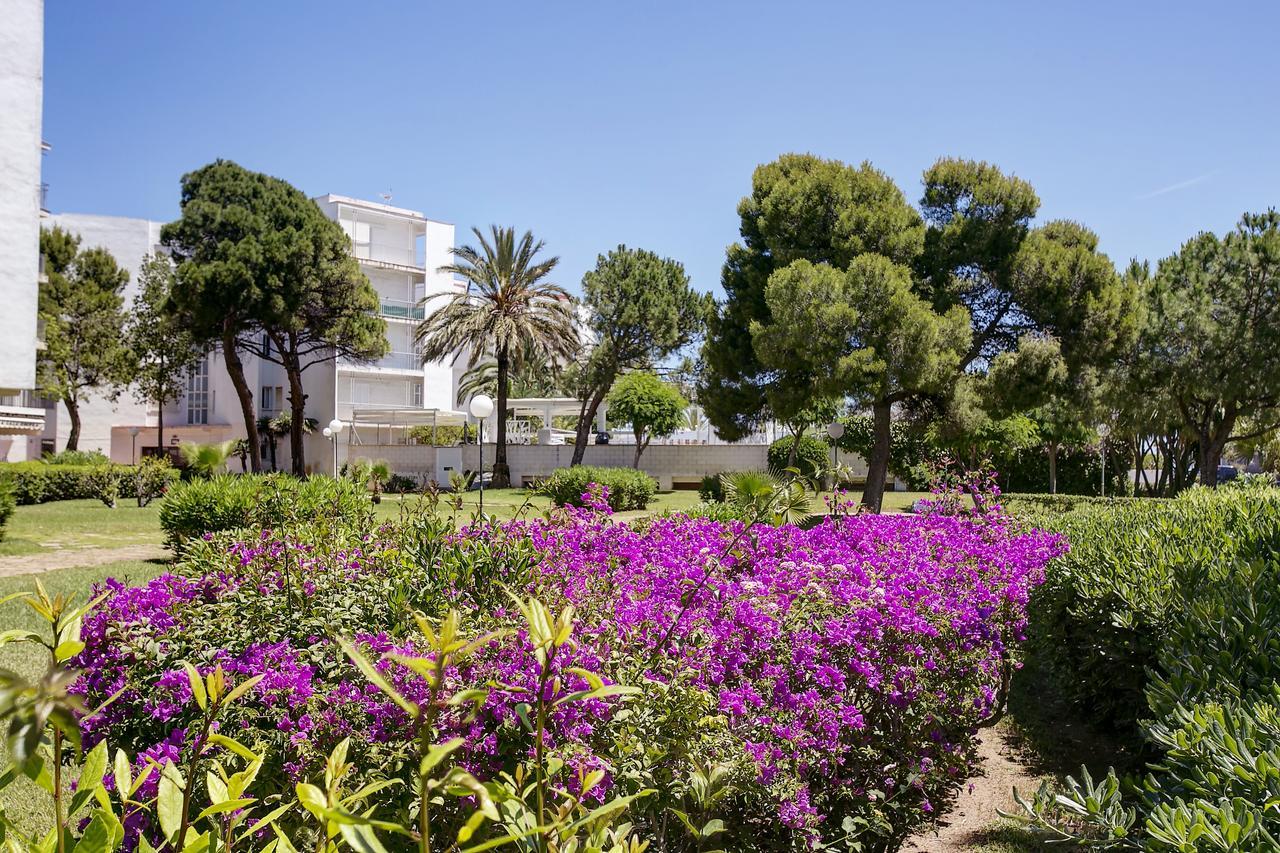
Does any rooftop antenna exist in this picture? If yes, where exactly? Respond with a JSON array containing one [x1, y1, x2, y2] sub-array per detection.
[[379, 189, 393, 204]]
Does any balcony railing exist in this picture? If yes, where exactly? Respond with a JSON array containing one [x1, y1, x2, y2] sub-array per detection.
[[379, 298, 425, 321], [340, 350, 422, 371], [352, 241, 422, 269], [39, 183, 49, 215], [0, 390, 47, 410]]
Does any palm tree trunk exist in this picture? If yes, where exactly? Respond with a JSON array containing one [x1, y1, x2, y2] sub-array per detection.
[[221, 321, 262, 473], [64, 397, 81, 451], [493, 348, 511, 487]]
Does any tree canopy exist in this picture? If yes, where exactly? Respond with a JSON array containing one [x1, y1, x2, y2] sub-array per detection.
[[418, 225, 578, 487], [124, 254, 203, 452], [161, 159, 386, 474], [37, 226, 131, 451], [570, 245, 709, 464], [606, 371, 687, 469]]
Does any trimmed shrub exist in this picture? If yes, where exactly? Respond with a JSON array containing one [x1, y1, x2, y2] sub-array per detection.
[[0, 461, 180, 505], [42, 449, 108, 465], [1002, 492, 1156, 515], [158, 474, 372, 552], [0, 481, 14, 542], [766, 434, 829, 485], [698, 472, 725, 503], [540, 465, 656, 511], [1010, 486, 1280, 847]]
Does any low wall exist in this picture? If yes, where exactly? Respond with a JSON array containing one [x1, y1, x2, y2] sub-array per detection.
[[343, 442, 873, 490]]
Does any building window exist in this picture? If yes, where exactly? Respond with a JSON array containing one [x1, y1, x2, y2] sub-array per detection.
[[186, 357, 209, 425], [261, 386, 274, 412], [412, 381, 424, 408], [261, 334, 273, 359]]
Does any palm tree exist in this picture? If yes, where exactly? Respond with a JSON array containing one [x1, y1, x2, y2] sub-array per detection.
[[179, 440, 235, 478], [418, 226, 578, 487]]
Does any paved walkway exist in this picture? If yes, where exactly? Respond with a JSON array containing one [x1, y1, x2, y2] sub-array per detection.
[[0, 544, 171, 578]]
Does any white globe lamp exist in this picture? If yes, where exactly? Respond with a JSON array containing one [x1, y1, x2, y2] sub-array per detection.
[[468, 394, 495, 516]]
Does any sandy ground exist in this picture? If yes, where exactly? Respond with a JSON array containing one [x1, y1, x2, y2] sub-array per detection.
[[0, 544, 170, 578], [902, 721, 1044, 851]]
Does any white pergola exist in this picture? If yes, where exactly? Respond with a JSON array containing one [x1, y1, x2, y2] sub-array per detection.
[[503, 397, 605, 445], [347, 407, 469, 446]]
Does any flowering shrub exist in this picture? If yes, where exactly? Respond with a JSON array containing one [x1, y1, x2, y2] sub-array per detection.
[[65, 498, 1062, 850]]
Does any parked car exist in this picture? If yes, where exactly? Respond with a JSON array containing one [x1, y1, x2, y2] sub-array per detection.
[[595, 431, 611, 445], [1217, 464, 1239, 482]]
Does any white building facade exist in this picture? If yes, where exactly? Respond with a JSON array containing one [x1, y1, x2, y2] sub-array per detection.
[[0, 0, 49, 461]]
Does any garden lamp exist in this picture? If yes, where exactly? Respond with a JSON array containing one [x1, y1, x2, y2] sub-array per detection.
[[826, 422, 845, 490], [129, 426, 141, 465], [326, 418, 344, 478], [469, 394, 495, 516]]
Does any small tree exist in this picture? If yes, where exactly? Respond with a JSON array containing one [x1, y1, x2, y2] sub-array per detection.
[[570, 246, 709, 465], [606, 372, 687, 468], [124, 254, 203, 452], [37, 227, 132, 450]]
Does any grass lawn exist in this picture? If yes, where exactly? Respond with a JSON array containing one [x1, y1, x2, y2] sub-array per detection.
[[0, 500, 165, 557]]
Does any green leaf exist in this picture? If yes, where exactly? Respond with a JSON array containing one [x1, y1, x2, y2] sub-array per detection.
[[79, 740, 109, 793], [113, 749, 131, 801], [338, 637, 418, 717], [182, 662, 207, 711], [221, 673, 265, 707], [419, 738, 465, 776], [157, 761, 185, 842], [195, 799, 255, 822], [73, 812, 113, 853], [338, 823, 389, 853], [206, 733, 259, 763]]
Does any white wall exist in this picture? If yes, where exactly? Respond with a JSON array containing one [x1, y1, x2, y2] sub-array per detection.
[[0, 0, 42, 394]]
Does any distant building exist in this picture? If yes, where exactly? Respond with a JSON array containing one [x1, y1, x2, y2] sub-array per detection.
[[47, 197, 468, 472], [0, 0, 48, 460]]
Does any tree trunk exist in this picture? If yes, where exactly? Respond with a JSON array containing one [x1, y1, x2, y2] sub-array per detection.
[[860, 400, 892, 513], [492, 349, 511, 487], [221, 321, 262, 473], [1197, 430, 1226, 487], [1047, 442, 1058, 495], [632, 429, 646, 468], [570, 384, 610, 466], [64, 397, 81, 451], [282, 336, 308, 477]]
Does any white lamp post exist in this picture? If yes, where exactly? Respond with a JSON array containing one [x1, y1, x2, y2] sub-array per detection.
[[129, 426, 141, 465], [468, 394, 495, 516], [326, 418, 344, 477], [826, 422, 845, 490]]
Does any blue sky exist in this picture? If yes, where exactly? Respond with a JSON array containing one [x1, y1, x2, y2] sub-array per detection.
[[42, 1, 1279, 297]]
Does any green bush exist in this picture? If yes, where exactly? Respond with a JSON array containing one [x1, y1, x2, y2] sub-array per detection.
[[0, 481, 14, 542], [1011, 488, 1280, 847], [41, 448, 108, 465], [407, 424, 470, 445], [539, 465, 656, 511], [1021, 487, 1280, 736], [158, 474, 372, 552], [1002, 492, 1157, 515], [698, 473, 725, 503], [766, 434, 829, 485], [0, 461, 180, 505]]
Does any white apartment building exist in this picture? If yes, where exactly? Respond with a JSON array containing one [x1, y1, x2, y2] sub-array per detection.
[[43, 196, 467, 473], [0, 0, 49, 461]]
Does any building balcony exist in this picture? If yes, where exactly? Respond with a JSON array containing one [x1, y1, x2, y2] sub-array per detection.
[[0, 391, 47, 434], [39, 183, 49, 217], [378, 298, 425, 321], [339, 350, 422, 372], [352, 241, 423, 272]]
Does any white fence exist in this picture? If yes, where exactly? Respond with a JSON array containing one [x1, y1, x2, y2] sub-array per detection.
[[343, 442, 872, 490]]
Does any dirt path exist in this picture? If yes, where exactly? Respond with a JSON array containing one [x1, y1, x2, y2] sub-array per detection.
[[0, 544, 171, 578], [902, 721, 1044, 851]]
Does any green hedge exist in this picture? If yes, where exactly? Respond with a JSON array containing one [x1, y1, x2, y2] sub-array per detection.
[[766, 435, 828, 485], [158, 474, 372, 553], [1002, 492, 1158, 515], [1023, 487, 1280, 736], [1013, 486, 1280, 846], [0, 461, 180, 505], [539, 466, 656, 512], [0, 481, 14, 542]]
